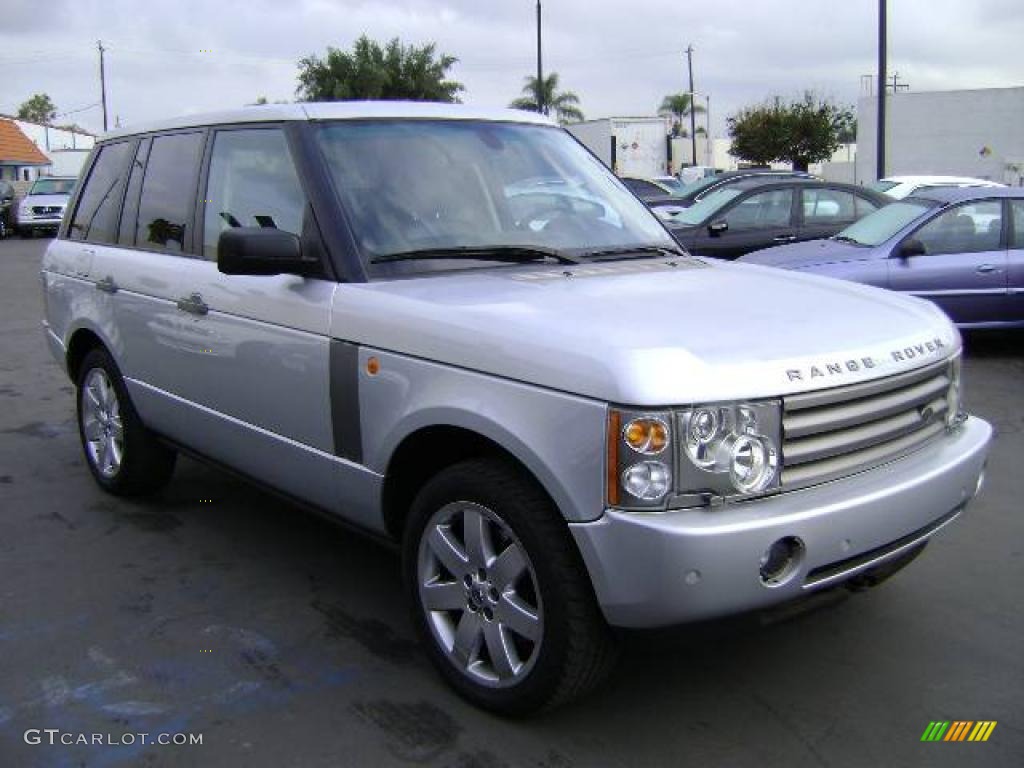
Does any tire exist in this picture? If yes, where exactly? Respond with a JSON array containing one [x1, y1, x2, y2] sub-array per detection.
[[403, 458, 617, 715], [75, 347, 177, 495]]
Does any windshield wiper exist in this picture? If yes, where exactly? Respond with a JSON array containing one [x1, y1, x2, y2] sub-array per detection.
[[583, 245, 689, 260], [831, 235, 864, 246], [370, 245, 582, 265]]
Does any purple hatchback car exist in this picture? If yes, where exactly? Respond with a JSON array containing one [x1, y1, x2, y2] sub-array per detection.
[[740, 186, 1024, 329]]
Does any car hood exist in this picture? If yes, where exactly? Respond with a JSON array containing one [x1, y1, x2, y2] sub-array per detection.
[[333, 258, 957, 405], [739, 238, 872, 268], [22, 194, 70, 207]]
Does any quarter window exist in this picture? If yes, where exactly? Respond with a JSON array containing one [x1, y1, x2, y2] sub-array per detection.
[[135, 132, 204, 253], [913, 201, 1002, 255], [68, 142, 133, 244], [202, 129, 306, 260]]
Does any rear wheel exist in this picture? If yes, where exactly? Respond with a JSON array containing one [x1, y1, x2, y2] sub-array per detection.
[[403, 458, 617, 714], [76, 348, 176, 495]]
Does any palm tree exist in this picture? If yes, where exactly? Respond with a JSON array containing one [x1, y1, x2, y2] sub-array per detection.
[[659, 92, 705, 137], [510, 73, 584, 124]]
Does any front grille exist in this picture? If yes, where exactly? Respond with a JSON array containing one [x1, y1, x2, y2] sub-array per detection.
[[781, 359, 952, 489], [32, 205, 62, 216]]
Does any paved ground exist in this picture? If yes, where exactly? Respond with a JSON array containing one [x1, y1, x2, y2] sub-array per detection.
[[0, 236, 1020, 768]]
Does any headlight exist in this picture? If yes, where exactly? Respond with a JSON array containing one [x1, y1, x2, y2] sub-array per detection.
[[678, 401, 781, 500], [18, 203, 30, 217]]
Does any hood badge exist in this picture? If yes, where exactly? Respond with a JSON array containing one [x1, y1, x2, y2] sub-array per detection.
[[786, 337, 946, 382]]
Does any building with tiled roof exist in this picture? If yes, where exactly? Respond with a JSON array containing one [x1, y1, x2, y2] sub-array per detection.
[[0, 118, 52, 182]]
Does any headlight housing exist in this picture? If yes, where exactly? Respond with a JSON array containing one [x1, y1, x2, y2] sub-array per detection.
[[607, 401, 781, 510], [678, 401, 782, 500]]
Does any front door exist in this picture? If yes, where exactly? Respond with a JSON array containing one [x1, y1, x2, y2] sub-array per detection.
[[701, 187, 797, 259], [888, 200, 1007, 325]]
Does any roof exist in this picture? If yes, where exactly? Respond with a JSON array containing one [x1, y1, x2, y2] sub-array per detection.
[[883, 175, 1002, 185], [101, 101, 556, 141], [0, 119, 50, 166], [907, 186, 1024, 203]]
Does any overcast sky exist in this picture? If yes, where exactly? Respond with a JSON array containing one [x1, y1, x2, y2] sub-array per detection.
[[2, 0, 1022, 137]]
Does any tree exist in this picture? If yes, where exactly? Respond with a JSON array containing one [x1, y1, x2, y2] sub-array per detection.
[[727, 97, 788, 167], [658, 92, 705, 138], [296, 36, 464, 103], [835, 107, 857, 143], [727, 93, 848, 171], [509, 73, 584, 124], [17, 93, 57, 125]]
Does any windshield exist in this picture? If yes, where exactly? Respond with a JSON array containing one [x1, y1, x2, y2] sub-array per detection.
[[655, 177, 687, 195], [669, 188, 743, 227], [30, 178, 76, 196], [867, 179, 898, 194], [834, 200, 933, 246], [316, 120, 675, 273]]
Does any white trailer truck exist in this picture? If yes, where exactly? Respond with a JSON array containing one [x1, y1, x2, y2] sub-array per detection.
[[566, 117, 670, 178]]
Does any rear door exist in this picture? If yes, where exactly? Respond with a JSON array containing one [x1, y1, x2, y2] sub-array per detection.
[[798, 187, 881, 241], [698, 187, 797, 259], [888, 199, 1008, 325], [1006, 199, 1024, 323]]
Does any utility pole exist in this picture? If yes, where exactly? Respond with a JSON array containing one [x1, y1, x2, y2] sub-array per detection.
[[685, 44, 696, 167], [536, 1, 544, 115], [98, 40, 109, 132], [876, 0, 886, 180]]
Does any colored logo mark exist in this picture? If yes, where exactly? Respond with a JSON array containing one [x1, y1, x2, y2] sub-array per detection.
[[921, 721, 997, 742]]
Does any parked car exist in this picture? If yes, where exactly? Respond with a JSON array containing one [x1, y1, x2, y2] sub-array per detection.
[[740, 186, 1024, 328], [620, 175, 686, 199], [0, 180, 15, 238], [647, 168, 816, 211], [868, 175, 1004, 200], [17, 176, 77, 237], [663, 179, 889, 259], [42, 103, 990, 713]]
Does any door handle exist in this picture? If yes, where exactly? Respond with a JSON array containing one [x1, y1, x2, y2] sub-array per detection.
[[773, 234, 796, 242], [975, 264, 999, 274], [176, 292, 209, 316], [95, 275, 118, 294]]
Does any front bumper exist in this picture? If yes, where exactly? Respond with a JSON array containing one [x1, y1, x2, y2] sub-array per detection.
[[570, 416, 992, 628]]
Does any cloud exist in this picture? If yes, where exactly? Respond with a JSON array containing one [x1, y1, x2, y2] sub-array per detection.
[[0, 0, 1019, 135]]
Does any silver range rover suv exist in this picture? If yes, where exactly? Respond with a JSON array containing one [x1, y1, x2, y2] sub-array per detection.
[[41, 102, 991, 714]]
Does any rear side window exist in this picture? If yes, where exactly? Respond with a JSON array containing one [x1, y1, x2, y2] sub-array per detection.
[[201, 128, 305, 260], [1011, 200, 1024, 249], [802, 188, 857, 224], [135, 132, 204, 253], [68, 142, 133, 243]]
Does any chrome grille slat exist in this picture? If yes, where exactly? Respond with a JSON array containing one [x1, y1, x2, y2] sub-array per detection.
[[785, 397, 947, 465], [784, 375, 949, 438], [781, 360, 953, 490]]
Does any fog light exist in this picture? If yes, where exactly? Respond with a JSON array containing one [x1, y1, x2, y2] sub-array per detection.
[[759, 537, 804, 585]]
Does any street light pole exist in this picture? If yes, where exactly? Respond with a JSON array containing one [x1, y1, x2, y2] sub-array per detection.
[[876, 0, 886, 180], [98, 40, 109, 132], [685, 44, 696, 167], [536, 1, 544, 115]]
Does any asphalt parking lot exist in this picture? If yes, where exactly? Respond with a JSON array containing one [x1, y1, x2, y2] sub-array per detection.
[[0, 236, 1021, 767]]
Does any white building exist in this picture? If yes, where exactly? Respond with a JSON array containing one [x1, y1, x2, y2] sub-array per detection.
[[0, 116, 95, 180], [856, 86, 1024, 185]]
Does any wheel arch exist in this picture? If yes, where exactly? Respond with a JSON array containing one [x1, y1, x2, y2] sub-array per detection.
[[65, 324, 111, 383]]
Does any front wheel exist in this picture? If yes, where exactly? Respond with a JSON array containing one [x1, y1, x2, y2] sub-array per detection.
[[403, 458, 617, 714], [76, 348, 177, 495]]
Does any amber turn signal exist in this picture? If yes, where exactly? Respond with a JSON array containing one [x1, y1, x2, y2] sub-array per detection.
[[623, 418, 669, 455]]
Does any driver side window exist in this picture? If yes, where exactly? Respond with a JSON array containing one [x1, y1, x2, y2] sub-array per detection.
[[724, 189, 793, 230], [912, 201, 1002, 256]]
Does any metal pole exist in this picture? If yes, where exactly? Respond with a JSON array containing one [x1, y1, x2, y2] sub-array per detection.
[[686, 44, 696, 167], [98, 40, 109, 132], [876, 0, 886, 180], [536, 1, 544, 115], [706, 94, 711, 166]]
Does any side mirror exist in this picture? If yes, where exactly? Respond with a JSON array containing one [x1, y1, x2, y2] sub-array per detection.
[[708, 220, 729, 236], [896, 237, 926, 258], [217, 227, 318, 277]]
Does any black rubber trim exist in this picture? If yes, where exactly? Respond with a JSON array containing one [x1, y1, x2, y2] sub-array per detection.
[[805, 504, 961, 585], [330, 339, 363, 463]]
